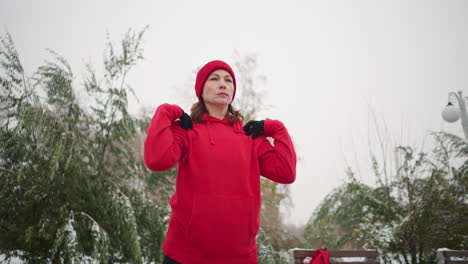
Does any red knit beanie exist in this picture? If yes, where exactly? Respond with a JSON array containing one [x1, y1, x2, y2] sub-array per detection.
[[195, 60, 237, 102]]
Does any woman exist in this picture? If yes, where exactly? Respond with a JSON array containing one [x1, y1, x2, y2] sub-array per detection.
[[144, 60, 296, 264]]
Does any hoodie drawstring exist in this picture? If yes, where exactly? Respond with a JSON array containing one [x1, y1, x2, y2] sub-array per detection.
[[206, 120, 215, 145]]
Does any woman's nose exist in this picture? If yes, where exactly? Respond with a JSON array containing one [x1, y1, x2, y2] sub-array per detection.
[[219, 80, 227, 89]]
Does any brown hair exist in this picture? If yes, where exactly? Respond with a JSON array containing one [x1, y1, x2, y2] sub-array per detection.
[[190, 99, 244, 124]]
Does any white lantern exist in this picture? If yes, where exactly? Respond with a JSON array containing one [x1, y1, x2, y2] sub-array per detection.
[[442, 102, 461, 123]]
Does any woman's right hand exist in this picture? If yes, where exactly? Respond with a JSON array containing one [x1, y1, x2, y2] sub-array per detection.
[[180, 111, 193, 131], [158, 104, 193, 131]]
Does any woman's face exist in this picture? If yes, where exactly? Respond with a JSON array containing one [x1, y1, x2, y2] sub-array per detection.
[[202, 69, 234, 107]]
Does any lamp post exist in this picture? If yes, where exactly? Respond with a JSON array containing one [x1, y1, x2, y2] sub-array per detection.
[[441, 91, 468, 141]]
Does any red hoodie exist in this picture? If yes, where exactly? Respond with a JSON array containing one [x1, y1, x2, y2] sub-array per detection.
[[144, 104, 296, 264]]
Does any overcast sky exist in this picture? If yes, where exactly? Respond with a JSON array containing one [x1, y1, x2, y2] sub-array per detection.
[[1, 0, 467, 226]]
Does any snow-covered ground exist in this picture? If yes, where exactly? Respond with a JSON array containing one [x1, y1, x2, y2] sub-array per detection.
[[0, 254, 24, 264]]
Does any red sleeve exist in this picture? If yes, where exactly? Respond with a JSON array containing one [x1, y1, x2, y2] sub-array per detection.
[[144, 103, 188, 171], [257, 119, 297, 184]]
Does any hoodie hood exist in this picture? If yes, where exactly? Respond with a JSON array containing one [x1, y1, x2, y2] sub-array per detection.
[[200, 113, 243, 145]]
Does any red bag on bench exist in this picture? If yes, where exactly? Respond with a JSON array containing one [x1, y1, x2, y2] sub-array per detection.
[[304, 249, 331, 264]]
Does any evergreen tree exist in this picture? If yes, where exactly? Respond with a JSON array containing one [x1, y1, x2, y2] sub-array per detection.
[[303, 132, 467, 264], [0, 28, 169, 263]]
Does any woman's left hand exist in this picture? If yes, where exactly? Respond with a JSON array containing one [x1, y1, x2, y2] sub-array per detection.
[[243, 120, 264, 139]]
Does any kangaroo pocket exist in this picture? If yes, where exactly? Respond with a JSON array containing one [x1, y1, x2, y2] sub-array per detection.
[[188, 194, 255, 258]]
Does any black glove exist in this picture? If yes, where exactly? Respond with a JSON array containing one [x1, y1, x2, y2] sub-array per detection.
[[243, 120, 264, 139], [180, 112, 193, 130]]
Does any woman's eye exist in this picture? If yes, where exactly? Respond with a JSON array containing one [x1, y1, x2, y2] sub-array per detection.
[[226, 79, 232, 83], [210, 77, 218, 81]]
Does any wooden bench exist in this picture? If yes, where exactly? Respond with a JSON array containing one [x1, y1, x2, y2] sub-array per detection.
[[288, 249, 380, 264], [437, 250, 468, 264]]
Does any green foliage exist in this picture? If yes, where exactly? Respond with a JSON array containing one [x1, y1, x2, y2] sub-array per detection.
[[0, 28, 169, 263], [257, 228, 289, 264], [304, 133, 467, 264]]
